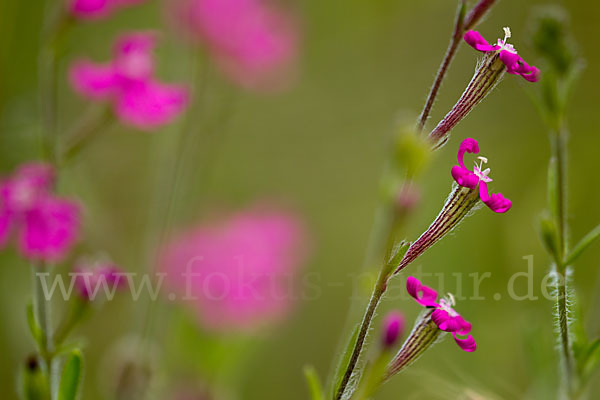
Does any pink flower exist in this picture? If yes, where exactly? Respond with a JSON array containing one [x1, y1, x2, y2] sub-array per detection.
[[464, 27, 540, 82], [171, 0, 298, 90], [382, 311, 405, 348], [0, 163, 80, 262], [406, 277, 476, 352], [73, 258, 125, 300], [69, 32, 189, 130], [159, 206, 307, 332], [69, 0, 146, 20], [451, 138, 512, 213]]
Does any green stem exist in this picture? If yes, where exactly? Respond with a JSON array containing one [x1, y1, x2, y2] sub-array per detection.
[[334, 269, 388, 400], [32, 266, 52, 360], [59, 106, 113, 163], [551, 126, 577, 398], [416, 0, 466, 133]]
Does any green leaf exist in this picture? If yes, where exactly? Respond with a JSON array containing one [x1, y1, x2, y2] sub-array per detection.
[[26, 302, 42, 347], [565, 223, 600, 265], [57, 350, 84, 400], [329, 324, 360, 398], [304, 365, 324, 400], [581, 339, 600, 381]]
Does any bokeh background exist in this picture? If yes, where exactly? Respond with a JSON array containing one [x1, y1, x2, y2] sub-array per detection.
[[1, 0, 600, 399]]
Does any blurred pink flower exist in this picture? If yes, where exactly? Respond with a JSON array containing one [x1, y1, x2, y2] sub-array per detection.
[[0, 163, 80, 263], [69, 32, 189, 130], [73, 258, 125, 300], [170, 0, 299, 90], [159, 206, 308, 332], [69, 0, 146, 20]]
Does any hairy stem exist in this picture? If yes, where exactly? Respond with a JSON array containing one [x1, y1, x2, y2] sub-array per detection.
[[335, 269, 388, 400], [552, 127, 577, 398], [416, 0, 466, 133]]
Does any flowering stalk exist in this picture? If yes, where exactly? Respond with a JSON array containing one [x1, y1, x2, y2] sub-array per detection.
[[428, 28, 539, 149], [417, 0, 497, 132], [428, 52, 505, 149], [385, 277, 475, 382]]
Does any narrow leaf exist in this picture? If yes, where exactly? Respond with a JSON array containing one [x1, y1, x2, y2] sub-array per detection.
[[565, 223, 600, 265], [304, 365, 324, 400], [329, 324, 359, 398], [26, 302, 42, 346], [57, 350, 84, 400]]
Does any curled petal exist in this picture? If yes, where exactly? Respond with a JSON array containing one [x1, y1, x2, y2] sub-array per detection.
[[457, 137, 479, 169], [499, 50, 521, 73], [453, 333, 477, 352], [406, 277, 439, 307], [451, 166, 479, 189], [20, 197, 80, 262], [464, 30, 496, 52], [69, 60, 118, 100], [431, 308, 450, 328], [115, 80, 189, 130], [519, 64, 540, 83], [479, 182, 512, 213]]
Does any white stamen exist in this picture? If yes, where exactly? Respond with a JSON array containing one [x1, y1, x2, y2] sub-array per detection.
[[503, 27, 512, 41], [447, 293, 456, 307], [477, 156, 488, 164]]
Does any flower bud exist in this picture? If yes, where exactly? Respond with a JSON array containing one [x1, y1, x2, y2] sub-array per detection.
[[381, 311, 405, 349]]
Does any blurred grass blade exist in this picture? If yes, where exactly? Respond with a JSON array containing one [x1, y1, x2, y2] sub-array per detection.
[[304, 365, 324, 400], [26, 302, 42, 347], [330, 324, 359, 398], [565, 224, 600, 265], [57, 350, 83, 400]]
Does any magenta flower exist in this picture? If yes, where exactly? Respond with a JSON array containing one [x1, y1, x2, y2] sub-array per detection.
[[171, 0, 298, 90], [159, 206, 308, 332], [385, 278, 475, 380], [0, 163, 80, 262], [428, 27, 539, 148], [69, 32, 189, 130], [69, 0, 146, 20], [382, 311, 405, 349], [73, 259, 125, 300], [451, 138, 512, 213], [464, 27, 540, 82], [406, 277, 476, 352]]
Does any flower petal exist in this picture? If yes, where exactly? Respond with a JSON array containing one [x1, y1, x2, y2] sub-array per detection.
[[499, 50, 521, 73], [20, 197, 80, 262], [451, 166, 479, 189], [464, 30, 494, 52], [115, 80, 189, 130], [69, 60, 118, 100], [431, 309, 451, 328], [406, 277, 439, 307], [70, 0, 112, 19], [453, 333, 477, 352], [479, 182, 512, 213], [457, 137, 479, 169]]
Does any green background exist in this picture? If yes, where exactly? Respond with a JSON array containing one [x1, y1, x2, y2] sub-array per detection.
[[1, 0, 599, 398]]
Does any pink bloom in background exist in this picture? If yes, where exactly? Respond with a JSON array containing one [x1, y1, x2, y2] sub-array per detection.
[[0, 163, 80, 262], [451, 137, 512, 213], [69, 0, 146, 20], [73, 258, 125, 300], [464, 27, 540, 82], [406, 277, 476, 352], [69, 32, 189, 130], [382, 311, 405, 348], [159, 206, 308, 332], [171, 0, 299, 90]]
